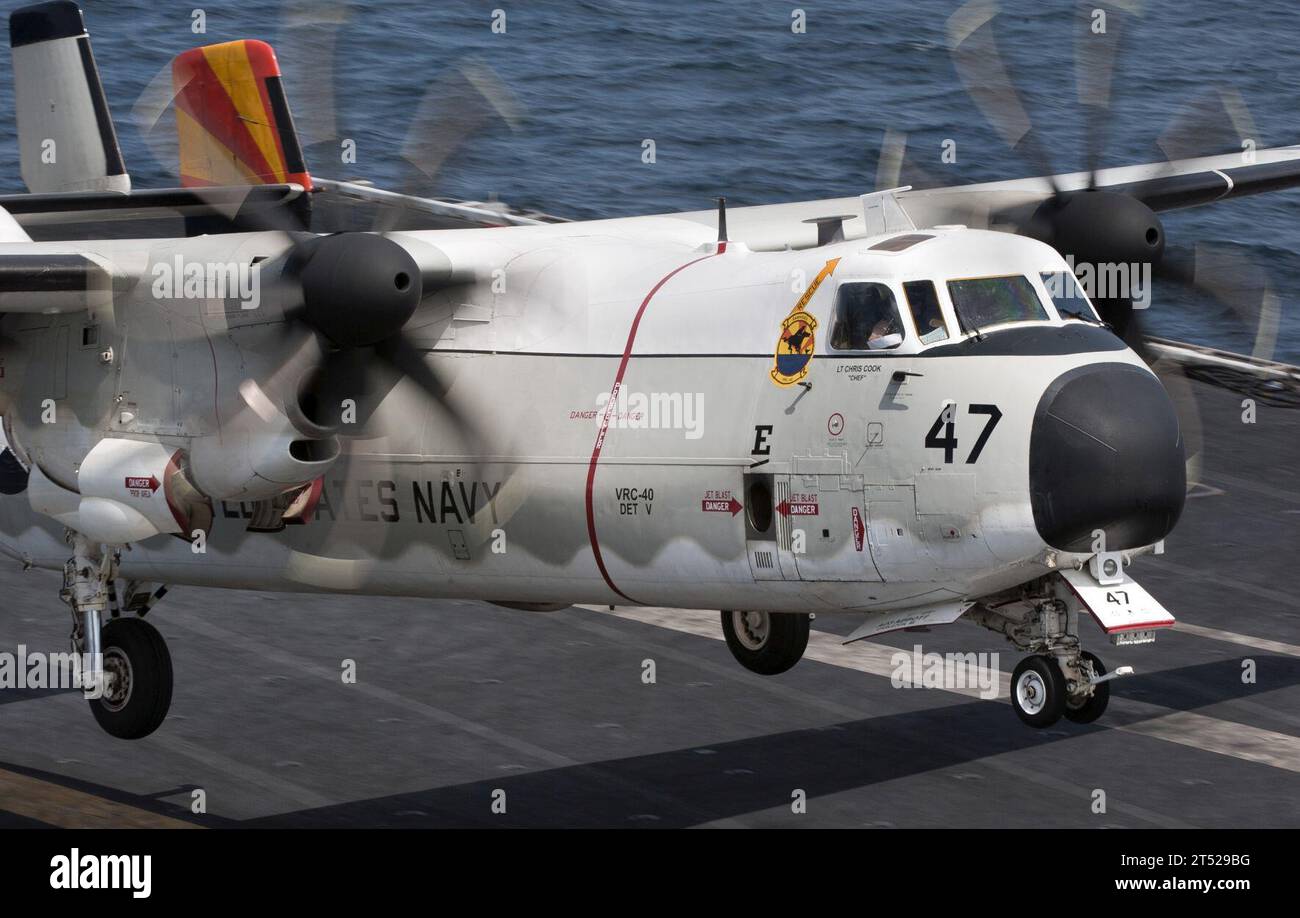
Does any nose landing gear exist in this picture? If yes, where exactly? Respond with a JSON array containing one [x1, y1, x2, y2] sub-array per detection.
[[1007, 649, 1117, 727], [970, 587, 1131, 729]]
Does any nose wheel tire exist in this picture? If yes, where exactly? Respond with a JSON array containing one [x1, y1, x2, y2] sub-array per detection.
[[721, 610, 810, 675], [1010, 655, 1067, 728], [1064, 650, 1111, 724], [88, 617, 173, 740]]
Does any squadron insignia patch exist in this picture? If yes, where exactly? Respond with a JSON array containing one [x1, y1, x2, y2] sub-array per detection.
[[772, 311, 818, 386], [770, 257, 840, 387]]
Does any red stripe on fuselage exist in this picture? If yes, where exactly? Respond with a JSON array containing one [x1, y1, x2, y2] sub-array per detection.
[[584, 244, 726, 603]]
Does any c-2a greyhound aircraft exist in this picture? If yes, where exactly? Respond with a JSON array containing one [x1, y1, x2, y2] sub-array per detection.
[[0, 1, 1296, 739]]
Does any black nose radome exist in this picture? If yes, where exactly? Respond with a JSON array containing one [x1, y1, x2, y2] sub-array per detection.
[[1030, 363, 1185, 553]]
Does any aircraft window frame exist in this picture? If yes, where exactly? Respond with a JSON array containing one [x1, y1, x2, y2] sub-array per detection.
[[829, 281, 907, 351], [902, 280, 950, 346], [1038, 270, 1101, 323], [945, 274, 1049, 335]]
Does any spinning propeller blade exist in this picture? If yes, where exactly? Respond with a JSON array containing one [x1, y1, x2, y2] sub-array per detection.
[[260, 231, 505, 478], [946, 0, 1060, 193], [123, 0, 524, 475]]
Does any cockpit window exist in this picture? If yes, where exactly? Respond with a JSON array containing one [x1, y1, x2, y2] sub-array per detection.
[[1040, 270, 1100, 322], [903, 280, 949, 345], [946, 275, 1047, 333], [831, 282, 904, 350]]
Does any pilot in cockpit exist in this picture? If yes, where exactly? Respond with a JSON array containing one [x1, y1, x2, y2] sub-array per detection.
[[832, 282, 905, 351], [869, 313, 902, 347]]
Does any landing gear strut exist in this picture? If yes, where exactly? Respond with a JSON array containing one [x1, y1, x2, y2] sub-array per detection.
[[721, 610, 811, 675], [63, 533, 173, 739]]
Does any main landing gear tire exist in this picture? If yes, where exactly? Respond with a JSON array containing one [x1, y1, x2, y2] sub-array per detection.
[[88, 617, 173, 740], [721, 610, 810, 676], [1064, 650, 1111, 724], [1010, 655, 1066, 728]]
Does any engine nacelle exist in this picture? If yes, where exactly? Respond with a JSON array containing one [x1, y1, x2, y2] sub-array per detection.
[[1026, 190, 1165, 268], [188, 379, 341, 502], [28, 438, 212, 545]]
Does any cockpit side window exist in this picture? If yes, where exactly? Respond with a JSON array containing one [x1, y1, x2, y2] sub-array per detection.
[[831, 282, 904, 351], [1040, 270, 1100, 322], [946, 275, 1047, 334], [903, 280, 949, 345]]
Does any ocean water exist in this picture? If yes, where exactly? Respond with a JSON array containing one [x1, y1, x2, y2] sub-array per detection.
[[0, 0, 1296, 361]]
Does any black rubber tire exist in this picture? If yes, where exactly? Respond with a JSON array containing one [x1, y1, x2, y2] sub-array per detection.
[[1063, 651, 1110, 724], [88, 617, 173, 740], [1010, 655, 1066, 728], [721, 610, 810, 676]]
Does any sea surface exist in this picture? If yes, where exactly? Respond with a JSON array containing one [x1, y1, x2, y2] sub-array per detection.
[[0, 0, 1296, 361]]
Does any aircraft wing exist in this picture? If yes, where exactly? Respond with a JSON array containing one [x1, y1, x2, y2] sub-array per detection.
[[658, 145, 1300, 252], [0, 184, 306, 226], [7, 144, 1298, 248], [901, 145, 1300, 221], [0, 247, 124, 315]]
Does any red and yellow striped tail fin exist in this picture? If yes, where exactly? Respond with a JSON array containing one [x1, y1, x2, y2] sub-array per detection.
[[172, 39, 312, 190]]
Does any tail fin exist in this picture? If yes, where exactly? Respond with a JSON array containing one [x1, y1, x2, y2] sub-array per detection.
[[171, 40, 312, 190], [8, 1, 129, 194]]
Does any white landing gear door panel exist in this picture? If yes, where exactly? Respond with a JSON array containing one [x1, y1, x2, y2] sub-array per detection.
[[1059, 568, 1175, 636], [843, 600, 974, 644]]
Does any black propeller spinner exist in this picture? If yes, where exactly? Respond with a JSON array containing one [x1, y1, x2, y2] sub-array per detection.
[[276, 232, 443, 433], [291, 232, 422, 349]]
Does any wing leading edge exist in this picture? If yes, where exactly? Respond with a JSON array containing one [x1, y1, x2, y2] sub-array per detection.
[[655, 145, 1300, 252]]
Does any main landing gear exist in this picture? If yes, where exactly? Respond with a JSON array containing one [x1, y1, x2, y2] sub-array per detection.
[[969, 586, 1127, 729], [721, 610, 811, 675], [63, 533, 173, 739]]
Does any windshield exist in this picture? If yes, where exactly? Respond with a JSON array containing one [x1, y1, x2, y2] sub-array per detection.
[[1040, 270, 1100, 322], [946, 275, 1047, 333]]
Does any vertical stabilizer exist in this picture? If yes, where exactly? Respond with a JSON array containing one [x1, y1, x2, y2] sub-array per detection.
[[8, 1, 129, 194], [172, 39, 312, 190]]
